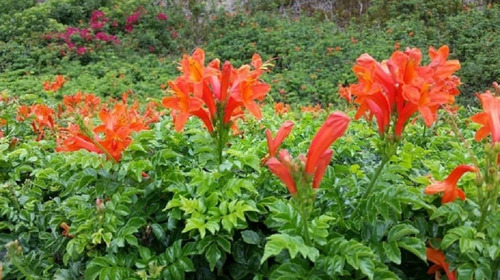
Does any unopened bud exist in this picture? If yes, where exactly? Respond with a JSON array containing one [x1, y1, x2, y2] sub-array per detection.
[[493, 82, 499, 94]]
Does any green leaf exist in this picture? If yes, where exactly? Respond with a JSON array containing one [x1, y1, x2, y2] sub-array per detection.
[[398, 237, 426, 262], [241, 230, 260, 245], [261, 234, 318, 264], [387, 224, 419, 242], [206, 243, 222, 271], [383, 241, 401, 264], [151, 223, 165, 241]]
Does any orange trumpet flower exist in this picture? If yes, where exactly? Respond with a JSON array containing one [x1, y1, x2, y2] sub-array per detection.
[[266, 112, 350, 195], [265, 120, 294, 157], [471, 91, 500, 143], [424, 165, 477, 203], [426, 247, 456, 280]]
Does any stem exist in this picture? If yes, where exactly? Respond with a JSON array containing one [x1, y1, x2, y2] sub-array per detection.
[[361, 156, 389, 201], [477, 201, 489, 232], [350, 150, 392, 219]]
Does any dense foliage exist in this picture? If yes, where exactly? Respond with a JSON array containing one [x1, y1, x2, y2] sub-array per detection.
[[1, 1, 500, 280]]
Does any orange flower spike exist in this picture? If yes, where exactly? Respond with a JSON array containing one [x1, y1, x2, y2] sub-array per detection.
[[425, 165, 477, 203], [305, 112, 350, 175], [266, 154, 297, 195], [265, 121, 294, 157], [471, 91, 500, 143], [426, 248, 456, 280]]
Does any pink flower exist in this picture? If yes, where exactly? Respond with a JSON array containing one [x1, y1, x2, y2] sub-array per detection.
[[157, 13, 168, 21], [171, 30, 178, 39], [124, 24, 133, 33], [149, 45, 155, 52], [76, 47, 86, 55], [95, 32, 110, 41], [90, 10, 106, 23], [126, 12, 140, 25], [90, 22, 105, 30]]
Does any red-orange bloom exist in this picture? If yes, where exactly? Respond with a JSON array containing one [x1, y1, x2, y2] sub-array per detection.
[[17, 104, 55, 140], [57, 99, 160, 161], [470, 91, 500, 143], [265, 121, 294, 157], [425, 165, 477, 203], [62, 91, 101, 118], [426, 247, 456, 280], [305, 112, 350, 176], [274, 102, 291, 116], [163, 48, 271, 133], [266, 112, 350, 194], [344, 45, 460, 137], [43, 75, 66, 92], [267, 154, 297, 195]]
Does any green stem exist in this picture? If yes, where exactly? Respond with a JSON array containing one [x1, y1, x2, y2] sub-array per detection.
[[351, 155, 390, 219], [477, 200, 489, 232], [361, 156, 389, 201]]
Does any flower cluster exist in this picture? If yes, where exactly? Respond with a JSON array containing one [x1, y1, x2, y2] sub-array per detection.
[[43, 10, 120, 56], [43, 75, 66, 92], [17, 104, 56, 140], [61, 91, 101, 118], [162, 48, 271, 134], [57, 95, 161, 162], [342, 45, 461, 138], [265, 112, 350, 195]]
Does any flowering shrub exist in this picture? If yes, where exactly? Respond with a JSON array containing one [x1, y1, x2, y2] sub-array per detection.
[[2, 11, 500, 278]]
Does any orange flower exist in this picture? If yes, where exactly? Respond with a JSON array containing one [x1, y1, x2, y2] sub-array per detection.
[[305, 112, 350, 176], [265, 121, 294, 157], [162, 78, 205, 132], [43, 75, 66, 92], [267, 153, 297, 195], [471, 91, 500, 143], [274, 102, 290, 115], [164, 48, 271, 133], [345, 45, 460, 137], [394, 42, 401, 50], [426, 247, 456, 280], [425, 165, 476, 203], [57, 99, 160, 161], [301, 104, 323, 115], [266, 112, 350, 194], [62, 91, 101, 118]]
